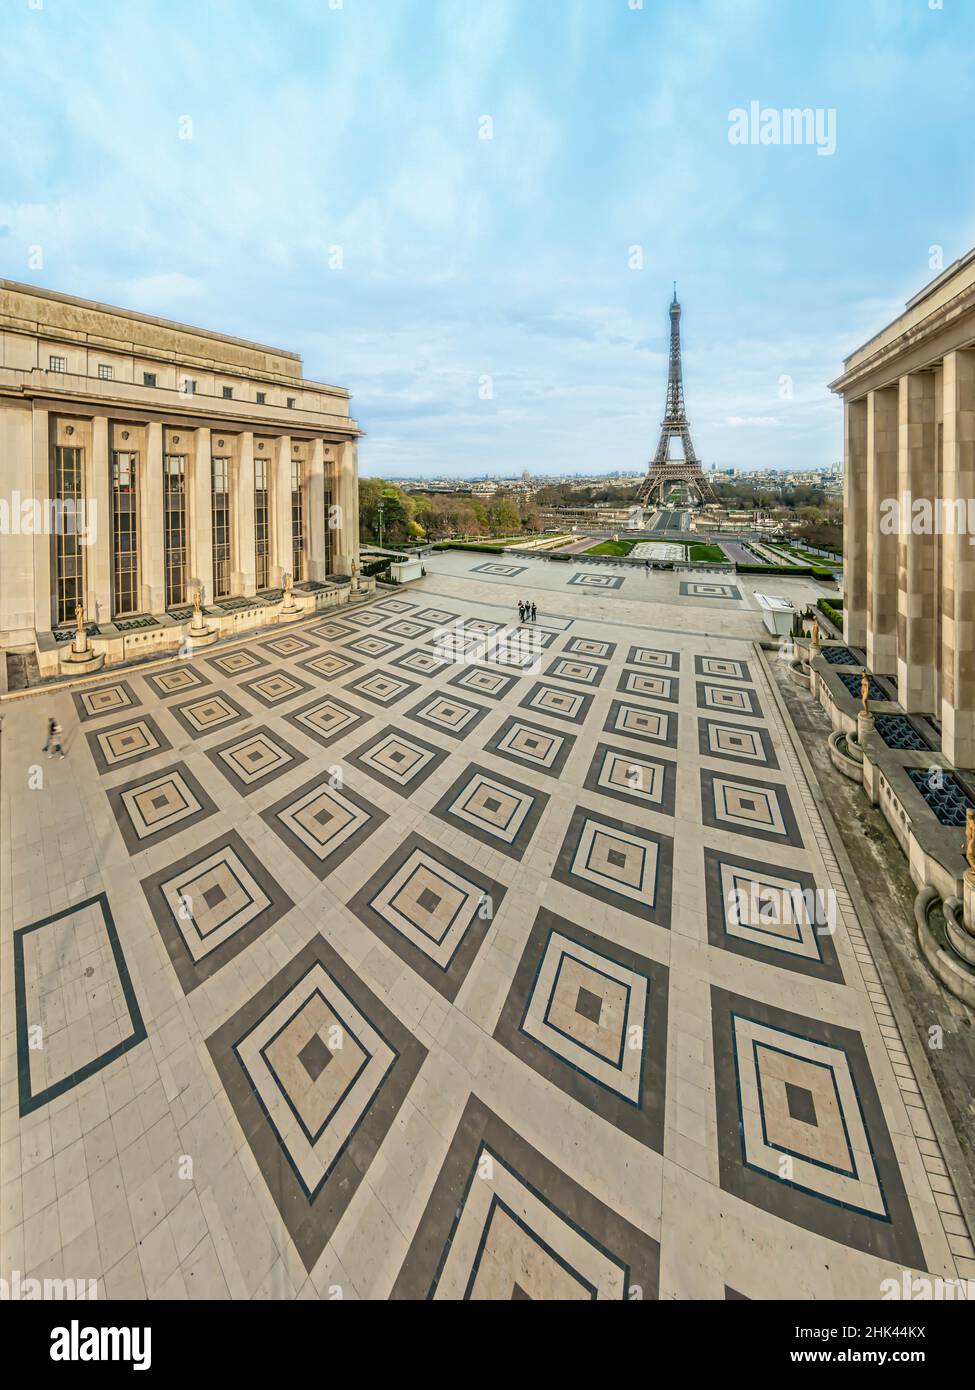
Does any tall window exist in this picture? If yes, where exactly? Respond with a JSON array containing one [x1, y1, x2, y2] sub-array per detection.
[[291, 459, 305, 582], [211, 456, 232, 599], [52, 445, 85, 625], [98, 364, 114, 381], [323, 480, 334, 575], [111, 451, 139, 616], [254, 457, 270, 589], [163, 455, 187, 607]]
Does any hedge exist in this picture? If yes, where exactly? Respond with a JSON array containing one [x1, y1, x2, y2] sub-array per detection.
[[736, 564, 836, 580]]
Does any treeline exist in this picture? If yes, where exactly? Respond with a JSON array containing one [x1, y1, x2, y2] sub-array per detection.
[[359, 479, 543, 545]]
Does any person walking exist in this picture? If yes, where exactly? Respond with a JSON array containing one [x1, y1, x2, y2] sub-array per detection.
[[530, 602, 537, 622], [43, 717, 65, 759], [518, 601, 525, 623]]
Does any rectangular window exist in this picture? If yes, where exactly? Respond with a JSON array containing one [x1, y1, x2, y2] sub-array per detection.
[[52, 445, 85, 625], [183, 378, 196, 396], [163, 455, 187, 607], [211, 456, 232, 599], [291, 459, 305, 583], [323, 480, 334, 576], [287, 397, 296, 409], [98, 364, 114, 381], [111, 451, 139, 616], [222, 386, 233, 399], [254, 456, 270, 589], [256, 391, 266, 405], [48, 355, 67, 373], [143, 372, 157, 387]]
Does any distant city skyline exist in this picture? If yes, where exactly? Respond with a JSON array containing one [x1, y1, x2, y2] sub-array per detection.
[[2, 0, 973, 479]]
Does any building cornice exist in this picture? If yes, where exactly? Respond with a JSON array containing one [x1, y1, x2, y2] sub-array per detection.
[[829, 279, 975, 398]]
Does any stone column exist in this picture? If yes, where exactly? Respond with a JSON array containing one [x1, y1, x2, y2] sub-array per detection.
[[188, 427, 213, 604], [897, 373, 938, 712], [271, 435, 292, 586], [234, 431, 257, 597], [941, 349, 975, 768], [140, 422, 166, 615], [30, 406, 53, 635], [306, 439, 327, 581], [331, 438, 360, 577], [865, 387, 899, 673], [843, 398, 868, 648], [85, 415, 113, 625]]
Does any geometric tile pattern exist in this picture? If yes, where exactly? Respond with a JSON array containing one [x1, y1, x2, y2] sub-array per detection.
[[72, 681, 142, 723], [284, 695, 370, 750], [382, 620, 433, 640], [483, 716, 576, 778], [261, 775, 387, 877], [405, 694, 490, 740], [695, 656, 751, 682], [584, 743, 677, 815], [390, 648, 450, 677], [13, 893, 147, 1116], [553, 806, 673, 927], [433, 763, 549, 861], [697, 718, 779, 769], [144, 666, 212, 699], [494, 908, 669, 1153], [240, 671, 314, 708], [603, 701, 678, 749], [296, 652, 363, 682], [565, 638, 617, 660], [392, 1095, 660, 1299], [260, 634, 316, 659], [347, 833, 507, 1001], [107, 763, 218, 853], [343, 671, 420, 709], [346, 726, 449, 796], [626, 647, 679, 671], [447, 666, 518, 701], [568, 573, 623, 590], [309, 620, 354, 641], [696, 682, 763, 719], [206, 935, 427, 1274], [700, 769, 803, 848], [85, 714, 172, 773], [703, 849, 843, 982], [616, 670, 679, 702], [470, 562, 527, 577], [343, 636, 401, 660], [544, 657, 606, 688], [711, 987, 924, 1268], [518, 682, 594, 726], [204, 727, 308, 794], [206, 649, 270, 678], [170, 691, 250, 740], [140, 830, 295, 994], [680, 583, 741, 600]]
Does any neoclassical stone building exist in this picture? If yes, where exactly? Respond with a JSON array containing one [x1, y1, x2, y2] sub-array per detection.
[[0, 280, 362, 671], [830, 248, 975, 770]]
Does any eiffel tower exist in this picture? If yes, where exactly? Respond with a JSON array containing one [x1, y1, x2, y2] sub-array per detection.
[[638, 286, 714, 506]]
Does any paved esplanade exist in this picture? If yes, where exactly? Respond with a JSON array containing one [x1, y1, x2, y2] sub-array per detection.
[[0, 552, 968, 1299]]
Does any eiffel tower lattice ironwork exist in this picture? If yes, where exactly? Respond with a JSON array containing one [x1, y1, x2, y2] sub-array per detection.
[[638, 286, 714, 505]]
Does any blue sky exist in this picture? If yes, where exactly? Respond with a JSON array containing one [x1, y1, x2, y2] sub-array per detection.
[[2, 0, 974, 479]]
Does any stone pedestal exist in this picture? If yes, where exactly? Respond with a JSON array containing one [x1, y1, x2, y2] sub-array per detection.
[[186, 607, 218, 650], [856, 712, 875, 748], [58, 643, 104, 677], [965, 871, 975, 937]]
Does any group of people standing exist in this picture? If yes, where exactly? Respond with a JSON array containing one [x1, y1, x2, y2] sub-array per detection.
[[518, 600, 538, 623]]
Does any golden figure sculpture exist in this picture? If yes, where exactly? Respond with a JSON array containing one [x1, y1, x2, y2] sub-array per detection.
[[75, 602, 85, 644], [966, 807, 975, 875], [193, 588, 202, 617], [860, 669, 870, 717], [284, 571, 293, 593], [810, 617, 820, 647]]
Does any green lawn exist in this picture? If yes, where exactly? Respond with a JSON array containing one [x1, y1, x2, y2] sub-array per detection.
[[585, 539, 636, 557], [689, 543, 727, 563]]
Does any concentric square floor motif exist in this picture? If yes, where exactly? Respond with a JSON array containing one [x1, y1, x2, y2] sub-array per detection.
[[447, 666, 517, 701], [553, 807, 673, 927], [565, 637, 616, 660], [544, 657, 606, 688], [85, 714, 172, 773], [392, 1095, 660, 1299], [107, 763, 217, 853], [433, 763, 549, 860], [494, 908, 668, 1153], [483, 716, 576, 778], [518, 681, 593, 726], [141, 830, 294, 994], [261, 774, 387, 876], [700, 769, 802, 847], [347, 832, 507, 1001], [603, 701, 678, 749], [284, 694, 369, 749], [345, 607, 389, 628], [296, 652, 363, 682], [72, 681, 141, 723], [144, 666, 212, 699], [346, 725, 448, 796], [204, 727, 308, 794], [342, 635, 401, 660], [697, 682, 764, 719], [703, 849, 843, 982], [13, 893, 147, 1116], [695, 655, 752, 682], [585, 743, 677, 815], [416, 607, 460, 625], [309, 620, 354, 641], [374, 598, 416, 614], [568, 573, 623, 590], [170, 691, 250, 740], [462, 618, 505, 636], [626, 647, 679, 671], [239, 670, 314, 708], [405, 693, 490, 740], [698, 718, 779, 769], [680, 582, 741, 600], [391, 647, 450, 677], [206, 649, 269, 678], [383, 619, 433, 639], [206, 935, 426, 1274], [711, 986, 924, 1267], [470, 562, 527, 577], [616, 670, 679, 703], [260, 633, 316, 659], [343, 670, 420, 708]]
